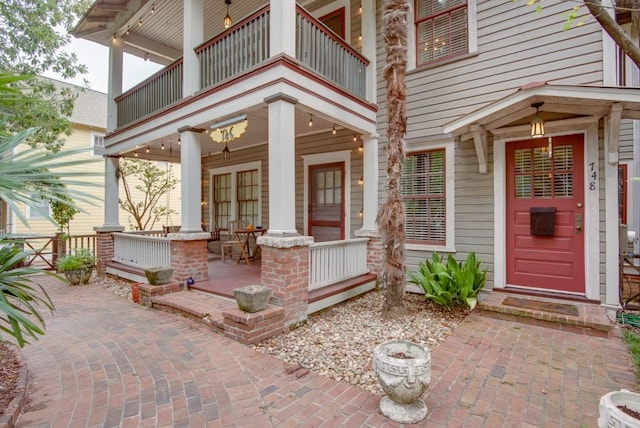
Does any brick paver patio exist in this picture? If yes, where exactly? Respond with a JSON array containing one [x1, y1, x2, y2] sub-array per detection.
[[13, 276, 638, 427]]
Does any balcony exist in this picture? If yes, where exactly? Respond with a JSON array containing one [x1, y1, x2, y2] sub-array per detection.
[[114, 4, 369, 129]]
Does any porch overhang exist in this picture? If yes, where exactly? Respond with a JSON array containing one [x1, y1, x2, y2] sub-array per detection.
[[443, 82, 640, 171]]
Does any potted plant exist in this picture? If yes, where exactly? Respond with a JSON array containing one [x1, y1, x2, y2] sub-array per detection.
[[56, 248, 95, 285], [598, 390, 640, 427]]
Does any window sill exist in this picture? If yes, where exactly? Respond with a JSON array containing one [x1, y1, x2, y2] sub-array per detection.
[[406, 243, 455, 253], [407, 51, 479, 76]]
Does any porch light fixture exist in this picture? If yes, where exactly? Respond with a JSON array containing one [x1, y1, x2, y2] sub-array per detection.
[[332, 124, 336, 135], [222, 143, 231, 159], [308, 114, 313, 127], [358, 176, 363, 185], [223, 0, 232, 29], [530, 102, 545, 138]]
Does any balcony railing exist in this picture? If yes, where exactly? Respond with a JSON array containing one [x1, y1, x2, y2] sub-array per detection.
[[309, 238, 369, 290], [113, 4, 368, 129], [196, 5, 270, 90], [295, 6, 368, 100], [115, 59, 183, 128]]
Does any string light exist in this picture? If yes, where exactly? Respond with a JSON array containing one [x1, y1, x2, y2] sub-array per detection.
[[358, 176, 363, 185], [146, 146, 150, 153], [308, 114, 313, 127], [353, 134, 357, 142], [134, 151, 138, 157], [126, 26, 130, 35], [332, 124, 336, 135], [151, 3, 155, 14], [138, 17, 143, 27], [359, 143, 363, 152], [178, 137, 181, 145], [161, 143, 165, 150], [112, 33, 116, 42]]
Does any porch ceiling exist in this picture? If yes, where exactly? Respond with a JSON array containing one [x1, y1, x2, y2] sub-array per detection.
[[443, 83, 640, 140], [113, 103, 349, 161], [73, 0, 323, 64]]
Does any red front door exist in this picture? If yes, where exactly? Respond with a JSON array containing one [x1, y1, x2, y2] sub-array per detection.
[[309, 162, 345, 242], [506, 135, 585, 293]]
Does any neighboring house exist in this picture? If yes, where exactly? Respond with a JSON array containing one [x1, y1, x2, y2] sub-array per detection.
[[5, 79, 182, 236], [71, 0, 638, 327]]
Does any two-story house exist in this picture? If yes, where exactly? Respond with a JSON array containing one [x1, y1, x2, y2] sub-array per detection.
[[72, 0, 639, 327]]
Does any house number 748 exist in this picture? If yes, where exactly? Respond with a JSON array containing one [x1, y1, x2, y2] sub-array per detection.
[[589, 162, 597, 191]]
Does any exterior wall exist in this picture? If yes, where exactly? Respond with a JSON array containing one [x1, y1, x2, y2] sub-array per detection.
[[374, 1, 608, 289]]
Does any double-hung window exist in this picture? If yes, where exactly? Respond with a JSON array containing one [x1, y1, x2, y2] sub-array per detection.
[[403, 149, 446, 245], [415, 0, 468, 66], [27, 194, 50, 220], [210, 161, 262, 231]]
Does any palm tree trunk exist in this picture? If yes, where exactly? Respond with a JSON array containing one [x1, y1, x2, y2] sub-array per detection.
[[379, 0, 409, 319]]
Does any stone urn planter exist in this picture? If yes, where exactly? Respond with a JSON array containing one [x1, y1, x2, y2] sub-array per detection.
[[63, 266, 93, 286], [598, 389, 640, 428], [144, 267, 174, 285], [233, 285, 272, 313], [373, 340, 431, 424]]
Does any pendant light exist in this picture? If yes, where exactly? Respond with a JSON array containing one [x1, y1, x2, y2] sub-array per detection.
[[223, 0, 232, 29], [530, 102, 545, 138]]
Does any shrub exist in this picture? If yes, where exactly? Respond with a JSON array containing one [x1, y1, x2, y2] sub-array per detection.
[[56, 248, 95, 272], [408, 252, 487, 310]]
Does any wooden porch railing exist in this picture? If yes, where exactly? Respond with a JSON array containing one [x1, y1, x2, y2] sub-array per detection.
[[295, 6, 368, 99], [4, 233, 98, 271], [112, 232, 171, 269], [112, 3, 368, 129], [309, 238, 369, 290], [196, 5, 270, 90], [115, 58, 183, 128]]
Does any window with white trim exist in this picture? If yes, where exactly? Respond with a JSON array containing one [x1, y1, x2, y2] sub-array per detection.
[[90, 132, 105, 156], [415, 0, 468, 66], [209, 161, 262, 230], [402, 149, 446, 244], [26, 194, 50, 220]]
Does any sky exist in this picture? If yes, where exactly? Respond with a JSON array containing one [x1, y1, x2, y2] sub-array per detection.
[[43, 38, 164, 93]]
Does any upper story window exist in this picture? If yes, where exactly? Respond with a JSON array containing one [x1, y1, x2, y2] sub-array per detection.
[[27, 194, 50, 220], [415, 0, 468, 66], [90, 132, 105, 157]]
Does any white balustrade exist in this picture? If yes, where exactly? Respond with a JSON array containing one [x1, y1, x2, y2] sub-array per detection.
[[112, 232, 171, 269], [309, 238, 369, 290]]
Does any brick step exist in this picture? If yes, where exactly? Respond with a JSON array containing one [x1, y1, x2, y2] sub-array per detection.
[[149, 288, 284, 344], [478, 292, 613, 337]]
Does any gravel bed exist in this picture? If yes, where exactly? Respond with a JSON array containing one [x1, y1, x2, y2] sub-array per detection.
[[252, 289, 467, 395], [93, 275, 468, 396]]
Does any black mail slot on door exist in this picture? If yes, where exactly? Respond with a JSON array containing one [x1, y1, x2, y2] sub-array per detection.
[[530, 207, 556, 236]]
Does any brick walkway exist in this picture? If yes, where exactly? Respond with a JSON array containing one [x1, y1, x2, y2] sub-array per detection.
[[15, 276, 638, 427]]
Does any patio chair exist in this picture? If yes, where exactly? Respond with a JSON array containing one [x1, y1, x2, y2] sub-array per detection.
[[221, 219, 248, 263]]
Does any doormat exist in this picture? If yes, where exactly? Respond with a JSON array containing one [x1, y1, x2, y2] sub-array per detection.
[[501, 296, 579, 317]]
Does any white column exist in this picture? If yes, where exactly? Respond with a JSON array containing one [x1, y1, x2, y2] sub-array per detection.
[[265, 93, 298, 235], [104, 156, 120, 227], [183, 0, 204, 96], [179, 128, 203, 232], [270, 0, 296, 57], [361, 0, 377, 103], [107, 36, 123, 132], [361, 134, 379, 232]]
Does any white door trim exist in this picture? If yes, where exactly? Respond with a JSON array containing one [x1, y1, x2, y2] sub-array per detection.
[[493, 120, 600, 300], [302, 150, 352, 238]]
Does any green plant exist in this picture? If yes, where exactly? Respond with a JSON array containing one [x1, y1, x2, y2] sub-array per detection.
[[56, 248, 95, 272], [623, 330, 640, 384], [408, 252, 487, 310], [0, 241, 55, 347]]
